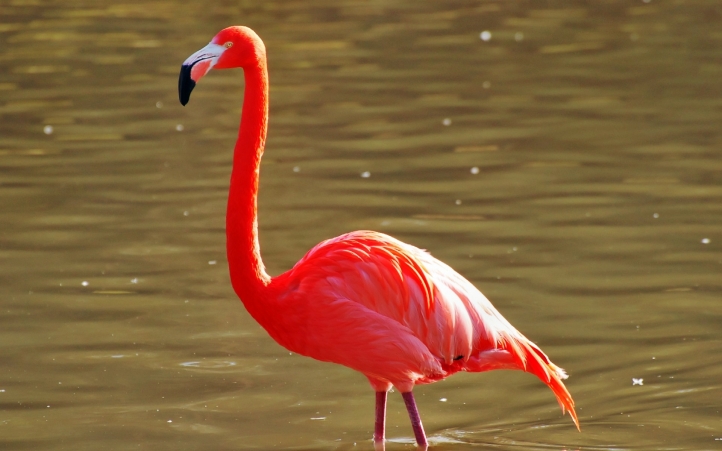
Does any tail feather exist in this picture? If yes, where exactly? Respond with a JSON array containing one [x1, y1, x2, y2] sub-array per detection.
[[517, 340, 580, 431], [467, 337, 580, 430]]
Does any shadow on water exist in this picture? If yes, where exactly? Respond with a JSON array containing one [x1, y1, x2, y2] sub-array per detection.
[[1, 1, 720, 450]]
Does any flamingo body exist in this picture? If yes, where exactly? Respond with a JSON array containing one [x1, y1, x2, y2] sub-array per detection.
[[179, 26, 578, 446]]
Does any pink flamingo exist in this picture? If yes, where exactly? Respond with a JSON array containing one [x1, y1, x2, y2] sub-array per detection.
[[179, 26, 579, 447]]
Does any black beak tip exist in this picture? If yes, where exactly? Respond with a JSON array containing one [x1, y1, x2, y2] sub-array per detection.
[[178, 64, 195, 106]]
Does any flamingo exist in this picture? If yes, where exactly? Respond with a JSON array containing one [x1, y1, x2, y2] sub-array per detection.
[[178, 26, 579, 448]]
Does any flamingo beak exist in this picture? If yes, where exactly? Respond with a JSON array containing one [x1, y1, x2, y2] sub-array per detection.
[[179, 42, 226, 106]]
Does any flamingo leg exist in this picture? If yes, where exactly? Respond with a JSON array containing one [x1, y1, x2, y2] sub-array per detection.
[[374, 391, 387, 443], [401, 391, 428, 447]]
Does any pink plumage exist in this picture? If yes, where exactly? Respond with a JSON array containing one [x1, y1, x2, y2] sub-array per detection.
[[272, 231, 578, 417], [179, 26, 579, 447]]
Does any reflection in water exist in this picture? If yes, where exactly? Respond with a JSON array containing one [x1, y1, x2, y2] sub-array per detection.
[[1, 1, 720, 450]]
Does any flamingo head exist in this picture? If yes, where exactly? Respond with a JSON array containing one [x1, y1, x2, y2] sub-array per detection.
[[179, 26, 266, 106]]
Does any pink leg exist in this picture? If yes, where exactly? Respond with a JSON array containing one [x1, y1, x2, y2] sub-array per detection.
[[374, 391, 387, 443], [402, 391, 428, 447]]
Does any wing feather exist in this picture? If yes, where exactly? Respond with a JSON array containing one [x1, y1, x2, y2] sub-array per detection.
[[275, 230, 577, 427]]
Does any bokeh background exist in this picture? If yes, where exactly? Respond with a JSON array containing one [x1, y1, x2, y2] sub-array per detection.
[[1, 0, 720, 449]]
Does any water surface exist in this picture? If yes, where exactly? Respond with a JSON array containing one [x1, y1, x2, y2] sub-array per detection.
[[1, 1, 721, 450]]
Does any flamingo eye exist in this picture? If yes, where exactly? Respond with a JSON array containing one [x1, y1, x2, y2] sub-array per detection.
[[224, 41, 233, 49]]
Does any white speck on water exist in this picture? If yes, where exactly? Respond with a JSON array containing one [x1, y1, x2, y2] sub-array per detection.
[[701, 238, 710, 244], [175, 124, 184, 132], [311, 417, 326, 420], [130, 278, 138, 284], [183, 211, 189, 216], [514, 32, 524, 42], [167, 420, 172, 423], [633, 378, 644, 386], [293, 166, 300, 173], [111, 355, 124, 358], [0, 390, 4, 393], [480, 31, 492, 41], [439, 398, 447, 402], [184, 300, 189, 303], [482, 81, 491, 89], [47, 405, 50, 408], [442, 118, 452, 126], [652, 356, 655, 359], [470, 166, 480, 174], [512, 247, 518, 251], [43, 125, 53, 135], [156, 101, 163, 108], [81, 281, 89, 287], [653, 213, 659, 218], [208, 260, 217, 265], [361, 171, 371, 178], [455, 199, 462, 205]]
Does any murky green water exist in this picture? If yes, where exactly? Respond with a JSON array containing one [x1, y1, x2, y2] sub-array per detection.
[[1, 1, 721, 450]]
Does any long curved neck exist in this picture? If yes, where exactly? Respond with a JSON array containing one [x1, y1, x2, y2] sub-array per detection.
[[226, 57, 271, 300]]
